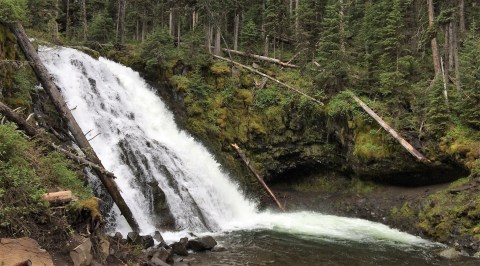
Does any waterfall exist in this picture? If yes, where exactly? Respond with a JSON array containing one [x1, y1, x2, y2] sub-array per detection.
[[39, 47, 433, 246]]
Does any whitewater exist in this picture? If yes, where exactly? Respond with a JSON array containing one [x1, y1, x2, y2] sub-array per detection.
[[39, 47, 433, 247]]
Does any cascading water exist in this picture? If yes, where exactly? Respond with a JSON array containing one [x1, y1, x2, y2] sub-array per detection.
[[39, 47, 432, 247]]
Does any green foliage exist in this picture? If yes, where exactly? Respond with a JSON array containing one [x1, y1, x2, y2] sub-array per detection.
[[0, 122, 92, 234], [0, 0, 27, 23], [88, 11, 115, 43], [456, 34, 480, 129], [254, 87, 280, 109], [425, 77, 451, 138], [0, 123, 47, 230], [325, 90, 357, 116], [140, 27, 174, 74]]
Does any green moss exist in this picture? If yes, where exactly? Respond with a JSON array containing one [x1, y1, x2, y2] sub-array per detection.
[[440, 125, 480, 169], [350, 178, 376, 194], [170, 75, 190, 92], [236, 89, 254, 105], [391, 202, 415, 220], [210, 62, 231, 76], [353, 123, 391, 160]]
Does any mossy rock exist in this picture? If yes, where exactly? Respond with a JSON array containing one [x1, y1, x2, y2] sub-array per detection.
[[235, 89, 254, 105], [170, 75, 190, 92]]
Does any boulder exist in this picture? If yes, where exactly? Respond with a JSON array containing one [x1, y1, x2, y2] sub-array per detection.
[[152, 247, 172, 263], [187, 236, 217, 252], [127, 232, 141, 245], [439, 247, 462, 259], [141, 235, 155, 249], [171, 241, 189, 256], [154, 231, 165, 243], [114, 232, 123, 240], [150, 256, 170, 266], [0, 238, 53, 266], [70, 237, 93, 266]]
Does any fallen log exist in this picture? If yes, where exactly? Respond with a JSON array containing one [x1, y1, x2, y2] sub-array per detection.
[[258, 50, 303, 90], [351, 95, 431, 163], [231, 144, 285, 211], [8, 22, 140, 232], [0, 101, 38, 137], [213, 55, 324, 106], [212, 47, 298, 68], [42, 191, 73, 204]]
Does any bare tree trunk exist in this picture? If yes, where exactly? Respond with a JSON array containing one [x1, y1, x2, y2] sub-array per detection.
[[9, 22, 140, 232], [135, 19, 139, 41], [214, 25, 222, 56], [289, 0, 293, 16], [440, 57, 450, 107], [339, 0, 346, 54], [213, 55, 324, 105], [141, 16, 146, 42], [81, 0, 87, 42], [192, 10, 196, 30], [117, 0, 126, 45], [169, 8, 174, 36], [428, 0, 441, 76], [295, 0, 300, 39], [177, 18, 181, 49], [231, 144, 285, 211], [448, 22, 455, 74], [459, 0, 465, 35], [352, 95, 430, 162], [212, 48, 298, 68], [443, 25, 450, 83], [264, 35, 269, 57], [453, 21, 461, 92], [65, 0, 70, 38], [233, 13, 239, 51]]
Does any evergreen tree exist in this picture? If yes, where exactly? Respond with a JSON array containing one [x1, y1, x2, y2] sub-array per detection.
[[456, 33, 480, 129]]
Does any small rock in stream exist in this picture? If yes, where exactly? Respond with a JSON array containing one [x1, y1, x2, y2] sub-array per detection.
[[439, 247, 462, 259]]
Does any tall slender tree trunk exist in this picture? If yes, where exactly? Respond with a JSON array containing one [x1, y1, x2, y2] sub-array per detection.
[[264, 35, 269, 57], [214, 25, 222, 56], [339, 0, 346, 54], [427, 0, 441, 77], [453, 20, 461, 92], [233, 13, 240, 51], [65, 0, 70, 38], [141, 11, 146, 42], [135, 19, 139, 41], [295, 0, 300, 39], [81, 0, 87, 42], [289, 0, 293, 16], [117, 0, 126, 45], [459, 0, 466, 35], [177, 19, 181, 49], [169, 8, 174, 36], [192, 10, 196, 30]]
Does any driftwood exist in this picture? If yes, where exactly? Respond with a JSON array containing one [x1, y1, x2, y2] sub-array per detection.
[[231, 144, 285, 211], [213, 55, 324, 106], [8, 22, 140, 232], [212, 47, 298, 68], [42, 191, 73, 204], [351, 95, 430, 162]]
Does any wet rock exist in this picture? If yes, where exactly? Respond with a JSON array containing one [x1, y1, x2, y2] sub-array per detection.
[[154, 230, 165, 243], [70, 237, 93, 266], [114, 232, 123, 240], [150, 257, 170, 266], [439, 247, 462, 259], [142, 235, 155, 249], [172, 240, 189, 256], [127, 231, 140, 244], [0, 238, 54, 266], [473, 251, 480, 258], [151, 247, 172, 263], [187, 236, 217, 252], [212, 245, 227, 252]]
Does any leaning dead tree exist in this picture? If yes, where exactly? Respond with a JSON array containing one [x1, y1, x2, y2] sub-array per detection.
[[231, 144, 285, 211], [211, 47, 298, 68], [351, 96, 430, 162], [8, 22, 140, 232], [213, 54, 324, 106]]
